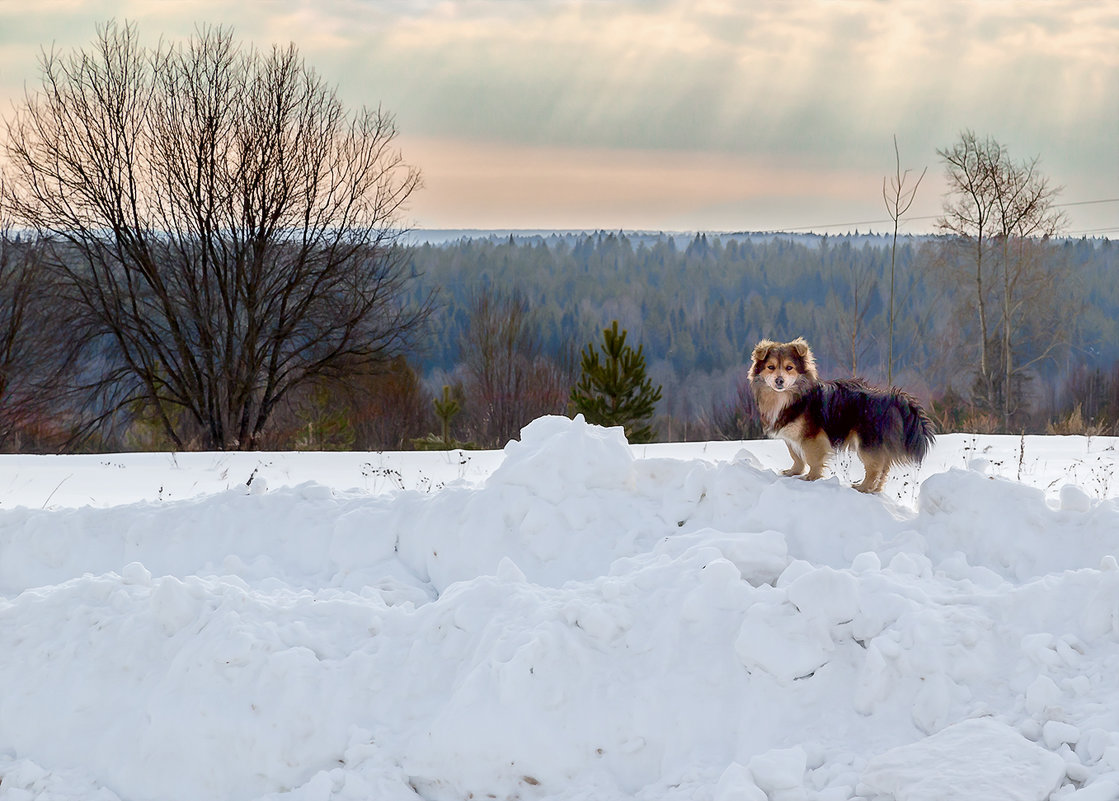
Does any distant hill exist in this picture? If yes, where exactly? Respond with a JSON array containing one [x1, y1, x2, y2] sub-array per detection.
[[404, 228, 937, 249]]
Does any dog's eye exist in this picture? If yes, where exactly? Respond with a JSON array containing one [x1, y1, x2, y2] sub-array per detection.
[[785, 365, 793, 371], [766, 364, 775, 370]]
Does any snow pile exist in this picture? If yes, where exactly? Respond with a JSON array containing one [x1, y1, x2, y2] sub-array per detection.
[[1, 416, 1119, 801], [860, 718, 1066, 801]]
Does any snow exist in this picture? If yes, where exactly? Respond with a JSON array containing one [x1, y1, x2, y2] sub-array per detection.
[[1, 415, 1118, 801], [860, 718, 1066, 801]]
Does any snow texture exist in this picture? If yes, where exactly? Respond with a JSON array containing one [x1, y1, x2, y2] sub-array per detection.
[[1, 415, 1119, 800]]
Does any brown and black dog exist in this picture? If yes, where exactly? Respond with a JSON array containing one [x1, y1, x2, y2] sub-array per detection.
[[749, 338, 934, 493]]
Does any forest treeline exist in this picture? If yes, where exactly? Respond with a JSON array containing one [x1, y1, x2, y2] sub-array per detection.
[[3, 228, 1118, 452], [404, 230, 1119, 439]]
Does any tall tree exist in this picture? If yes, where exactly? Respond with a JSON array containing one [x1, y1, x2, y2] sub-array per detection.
[[571, 320, 662, 443], [989, 155, 1065, 427], [882, 135, 926, 385], [938, 130, 1001, 409], [2, 21, 430, 449], [937, 131, 1066, 426]]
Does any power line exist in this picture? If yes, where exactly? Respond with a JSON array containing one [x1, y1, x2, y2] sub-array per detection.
[[1067, 227, 1119, 236], [776, 198, 1119, 235], [781, 218, 907, 232], [1057, 198, 1119, 208]]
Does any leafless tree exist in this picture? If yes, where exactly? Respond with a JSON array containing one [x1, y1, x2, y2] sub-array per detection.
[[883, 135, 926, 385], [938, 131, 1001, 406], [0, 180, 75, 450], [989, 155, 1066, 427], [2, 21, 430, 449], [344, 356, 434, 450], [937, 130, 1067, 427], [460, 288, 570, 446]]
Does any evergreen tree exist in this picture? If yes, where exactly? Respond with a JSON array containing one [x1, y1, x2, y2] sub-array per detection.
[[570, 320, 663, 443], [433, 385, 461, 448]]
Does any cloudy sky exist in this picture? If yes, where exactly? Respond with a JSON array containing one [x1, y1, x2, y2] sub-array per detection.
[[1, 0, 1116, 234]]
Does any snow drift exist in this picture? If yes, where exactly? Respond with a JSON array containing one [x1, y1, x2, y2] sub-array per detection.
[[1, 415, 1118, 801]]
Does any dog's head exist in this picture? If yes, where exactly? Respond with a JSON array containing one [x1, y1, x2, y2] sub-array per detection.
[[749, 338, 818, 392]]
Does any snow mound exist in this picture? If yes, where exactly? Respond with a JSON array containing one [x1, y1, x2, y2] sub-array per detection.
[[489, 414, 637, 500], [1, 418, 1119, 801], [860, 718, 1066, 801]]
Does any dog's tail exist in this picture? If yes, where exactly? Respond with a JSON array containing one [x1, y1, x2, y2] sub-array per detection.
[[899, 393, 936, 464]]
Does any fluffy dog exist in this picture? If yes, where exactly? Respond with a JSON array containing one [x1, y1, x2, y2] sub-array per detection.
[[749, 338, 935, 493]]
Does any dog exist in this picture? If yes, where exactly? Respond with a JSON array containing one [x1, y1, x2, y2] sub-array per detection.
[[749, 338, 935, 493]]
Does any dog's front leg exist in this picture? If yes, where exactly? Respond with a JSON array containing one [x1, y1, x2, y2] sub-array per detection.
[[800, 433, 831, 481], [781, 442, 807, 477]]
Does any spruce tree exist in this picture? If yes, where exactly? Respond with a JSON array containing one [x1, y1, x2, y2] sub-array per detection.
[[432, 385, 461, 448], [570, 320, 663, 443]]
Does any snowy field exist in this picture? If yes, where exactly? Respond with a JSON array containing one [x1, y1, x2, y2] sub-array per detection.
[[2, 415, 1119, 801]]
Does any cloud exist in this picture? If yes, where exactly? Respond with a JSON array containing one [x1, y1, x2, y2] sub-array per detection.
[[304, 1, 1118, 169], [0, 0, 1115, 230], [4, 1, 1115, 161]]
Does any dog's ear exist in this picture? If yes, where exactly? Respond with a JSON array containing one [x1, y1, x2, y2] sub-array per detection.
[[789, 337, 818, 378], [751, 340, 777, 368]]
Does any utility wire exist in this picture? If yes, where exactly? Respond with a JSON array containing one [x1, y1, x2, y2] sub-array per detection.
[[1058, 198, 1119, 207], [1067, 226, 1119, 236], [777, 197, 1119, 234]]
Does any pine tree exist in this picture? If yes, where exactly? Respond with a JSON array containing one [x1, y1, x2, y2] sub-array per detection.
[[433, 385, 461, 448], [570, 320, 663, 443], [412, 384, 478, 451]]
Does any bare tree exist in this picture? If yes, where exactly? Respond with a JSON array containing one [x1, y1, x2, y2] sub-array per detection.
[[989, 156, 1066, 427], [344, 356, 433, 450], [460, 288, 570, 446], [0, 180, 75, 450], [937, 131, 1067, 426], [882, 135, 926, 385], [937, 130, 1001, 408], [2, 21, 429, 449]]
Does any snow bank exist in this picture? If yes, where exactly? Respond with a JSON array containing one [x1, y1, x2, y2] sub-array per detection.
[[860, 718, 1066, 801], [1, 419, 1119, 800]]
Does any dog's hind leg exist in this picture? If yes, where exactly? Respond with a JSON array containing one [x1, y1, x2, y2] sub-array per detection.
[[854, 450, 890, 493]]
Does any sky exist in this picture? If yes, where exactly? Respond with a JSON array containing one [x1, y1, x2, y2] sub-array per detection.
[[0, 0, 1116, 235]]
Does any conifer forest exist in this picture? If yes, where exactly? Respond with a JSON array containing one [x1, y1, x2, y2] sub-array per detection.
[[403, 230, 1119, 442]]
